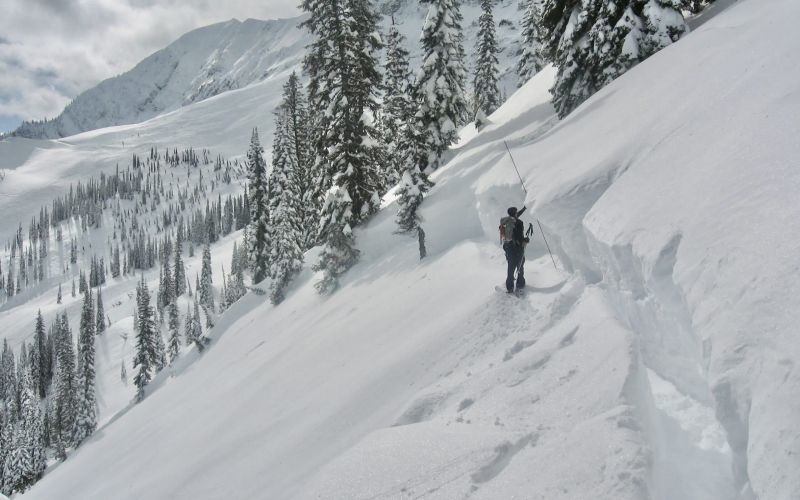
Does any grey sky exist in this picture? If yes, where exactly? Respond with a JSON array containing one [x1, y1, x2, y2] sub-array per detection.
[[0, 0, 302, 133]]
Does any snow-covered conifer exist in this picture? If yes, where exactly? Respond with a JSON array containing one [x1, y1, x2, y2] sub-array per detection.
[[267, 99, 305, 304], [539, 0, 687, 117], [516, 0, 545, 86], [200, 243, 214, 312], [133, 276, 158, 402], [73, 290, 97, 445], [379, 19, 415, 186], [245, 129, 270, 283], [302, 0, 386, 293], [473, 0, 501, 119], [276, 73, 315, 250], [95, 287, 106, 334], [53, 312, 76, 446], [191, 301, 204, 352], [167, 302, 180, 364], [415, 0, 469, 171], [174, 230, 187, 296]]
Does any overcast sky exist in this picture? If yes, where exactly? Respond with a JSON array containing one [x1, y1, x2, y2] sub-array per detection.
[[0, 0, 302, 133]]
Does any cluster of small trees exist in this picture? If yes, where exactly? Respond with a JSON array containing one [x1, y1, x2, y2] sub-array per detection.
[[244, 0, 471, 299], [0, 298, 102, 495]]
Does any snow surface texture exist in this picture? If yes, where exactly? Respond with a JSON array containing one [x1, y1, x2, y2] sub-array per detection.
[[0, 0, 797, 498], [9, 0, 526, 140]]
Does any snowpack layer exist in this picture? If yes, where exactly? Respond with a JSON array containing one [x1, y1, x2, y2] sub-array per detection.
[[0, 0, 796, 498]]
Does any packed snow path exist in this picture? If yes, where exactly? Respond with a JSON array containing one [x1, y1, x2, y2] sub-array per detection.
[[6, 0, 800, 498]]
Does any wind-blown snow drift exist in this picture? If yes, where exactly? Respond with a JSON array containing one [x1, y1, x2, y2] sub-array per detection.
[[11, 0, 800, 498]]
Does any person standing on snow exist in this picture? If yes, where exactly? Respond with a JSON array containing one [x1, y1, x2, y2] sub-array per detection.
[[500, 206, 529, 293]]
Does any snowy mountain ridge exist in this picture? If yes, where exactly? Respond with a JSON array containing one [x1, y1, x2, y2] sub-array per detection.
[[10, 17, 309, 139], [9, 0, 529, 141]]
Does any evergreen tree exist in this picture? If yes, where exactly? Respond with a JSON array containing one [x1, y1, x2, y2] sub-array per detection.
[[200, 243, 214, 312], [34, 311, 47, 399], [267, 100, 306, 304], [5, 266, 13, 298], [395, 118, 434, 259], [245, 129, 270, 283], [167, 302, 180, 364], [278, 73, 316, 250], [539, 0, 687, 117], [0, 408, 10, 489], [226, 243, 246, 306], [19, 371, 45, 483], [517, 0, 545, 86], [95, 287, 106, 334], [473, 0, 501, 121], [111, 246, 121, 278], [174, 230, 187, 296], [73, 290, 97, 445], [184, 303, 195, 347], [2, 340, 18, 422], [302, 0, 386, 293], [415, 0, 468, 171], [3, 372, 44, 494], [54, 312, 76, 449], [191, 301, 204, 352], [380, 19, 415, 186], [133, 277, 158, 402]]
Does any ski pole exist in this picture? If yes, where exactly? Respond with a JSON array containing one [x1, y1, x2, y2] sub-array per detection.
[[503, 141, 559, 271]]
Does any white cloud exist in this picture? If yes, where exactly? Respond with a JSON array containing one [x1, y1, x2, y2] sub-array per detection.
[[0, 0, 302, 128]]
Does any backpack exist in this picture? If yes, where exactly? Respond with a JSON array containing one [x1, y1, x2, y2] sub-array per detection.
[[499, 216, 517, 243]]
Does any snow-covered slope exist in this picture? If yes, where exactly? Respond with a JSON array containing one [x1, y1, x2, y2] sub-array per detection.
[[3, 0, 798, 498]]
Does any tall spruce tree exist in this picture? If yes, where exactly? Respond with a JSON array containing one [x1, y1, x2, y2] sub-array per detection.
[[302, 0, 386, 293], [267, 90, 306, 304], [133, 276, 158, 402], [33, 310, 47, 398], [174, 230, 187, 296], [395, 127, 434, 259], [200, 243, 214, 312], [184, 303, 195, 347], [2, 371, 45, 494], [53, 312, 76, 449], [516, 0, 545, 86], [167, 302, 180, 364], [73, 290, 97, 445], [473, 0, 501, 121], [95, 287, 106, 334], [245, 129, 270, 283], [415, 0, 468, 171], [539, 0, 687, 117], [380, 19, 415, 186], [278, 73, 315, 250], [191, 301, 204, 352]]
